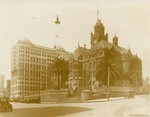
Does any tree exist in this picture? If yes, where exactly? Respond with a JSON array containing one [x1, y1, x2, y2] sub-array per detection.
[[96, 47, 120, 86], [96, 47, 121, 101], [48, 57, 69, 89], [96, 57, 119, 86], [129, 56, 142, 87]]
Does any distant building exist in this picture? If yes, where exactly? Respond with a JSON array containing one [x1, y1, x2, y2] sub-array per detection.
[[0, 73, 5, 90], [11, 39, 73, 99], [6, 80, 11, 99], [0, 89, 7, 98], [70, 18, 142, 87], [69, 44, 87, 80]]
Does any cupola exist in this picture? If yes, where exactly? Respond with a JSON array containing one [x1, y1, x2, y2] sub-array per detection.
[[113, 34, 118, 46], [95, 19, 104, 28]]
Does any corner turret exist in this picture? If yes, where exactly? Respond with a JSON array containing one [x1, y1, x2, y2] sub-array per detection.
[[112, 34, 118, 46]]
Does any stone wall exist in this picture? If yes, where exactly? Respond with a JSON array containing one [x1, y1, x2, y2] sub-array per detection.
[[40, 89, 68, 103]]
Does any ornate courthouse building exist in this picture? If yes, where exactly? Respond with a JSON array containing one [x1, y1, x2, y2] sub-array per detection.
[[70, 19, 142, 87]]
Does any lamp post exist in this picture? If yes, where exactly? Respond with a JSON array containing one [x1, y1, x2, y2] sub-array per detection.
[[38, 74, 42, 103], [147, 79, 150, 116], [136, 71, 138, 88], [38, 77, 40, 100], [107, 66, 110, 101]]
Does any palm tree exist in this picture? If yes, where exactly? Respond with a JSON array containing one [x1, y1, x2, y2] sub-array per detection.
[[96, 47, 120, 100], [96, 57, 119, 86], [96, 47, 120, 86], [48, 57, 69, 89]]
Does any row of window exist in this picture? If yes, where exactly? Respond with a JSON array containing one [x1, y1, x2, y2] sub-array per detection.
[[17, 45, 70, 60], [18, 57, 54, 64], [18, 70, 46, 77], [19, 46, 30, 50], [17, 81, 48, 85], [18, 63, 47, 70], [19, 54, 30, 58], [18, 45, 55, 55], [18, 48, 57, 57], [19, 50, 30, 54], [18, 77, 48, 82], [12, 84, 49, 91], [18, 58, 54, 64]]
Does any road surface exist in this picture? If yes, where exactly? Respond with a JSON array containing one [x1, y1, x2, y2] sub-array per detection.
[[0, 95, 149, 117]]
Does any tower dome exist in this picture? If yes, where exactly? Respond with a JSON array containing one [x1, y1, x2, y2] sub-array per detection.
[[113, 34, 118, 40], [95, 19, 104, 27]]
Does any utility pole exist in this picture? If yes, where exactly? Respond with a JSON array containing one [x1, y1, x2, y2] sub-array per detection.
[[107, 66, 110, 101], [38, 76, 41, 102], [135, 71, 138, 88]]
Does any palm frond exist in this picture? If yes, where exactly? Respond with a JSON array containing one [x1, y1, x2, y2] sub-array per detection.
[[96, 51, 121, 85]]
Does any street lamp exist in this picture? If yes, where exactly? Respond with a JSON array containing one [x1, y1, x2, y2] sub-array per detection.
[[38, 74, 43, 102], [107, 66, 110, 101], [38, 76, 41, 101], [136, 71, 138, 88]]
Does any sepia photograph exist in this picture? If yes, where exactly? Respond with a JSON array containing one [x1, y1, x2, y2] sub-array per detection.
[[0, 0, 150, 117]]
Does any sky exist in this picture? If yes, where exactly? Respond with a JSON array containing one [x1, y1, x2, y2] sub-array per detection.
[[0, 0, 150, 83]]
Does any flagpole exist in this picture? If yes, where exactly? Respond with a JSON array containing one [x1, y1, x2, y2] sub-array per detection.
[[97, 9, 99, 19], [107, 66, 110, 101]]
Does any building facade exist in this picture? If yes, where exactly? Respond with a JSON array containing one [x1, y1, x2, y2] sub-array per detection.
[[6, 80, 11, 99], [0, 73, 5, 90], [70, 19, 142, 87], [11, 39, 72, 99]]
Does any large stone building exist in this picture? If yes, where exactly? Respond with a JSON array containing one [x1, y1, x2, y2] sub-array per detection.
[[0, 73, 5, 90], [0, 73, 5, 97], [11, 39, 72, 99], [70, 19, 142, 87]]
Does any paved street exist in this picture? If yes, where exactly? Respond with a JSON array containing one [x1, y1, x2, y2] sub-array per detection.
[[0, 95, 149, 117]]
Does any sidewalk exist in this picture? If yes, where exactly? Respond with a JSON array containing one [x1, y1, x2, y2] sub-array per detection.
[[82, 97, 124, 103], [81, 95, 146, 103]]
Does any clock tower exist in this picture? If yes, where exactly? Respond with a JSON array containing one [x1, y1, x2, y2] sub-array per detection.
[[91, 19, 108, 46]]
